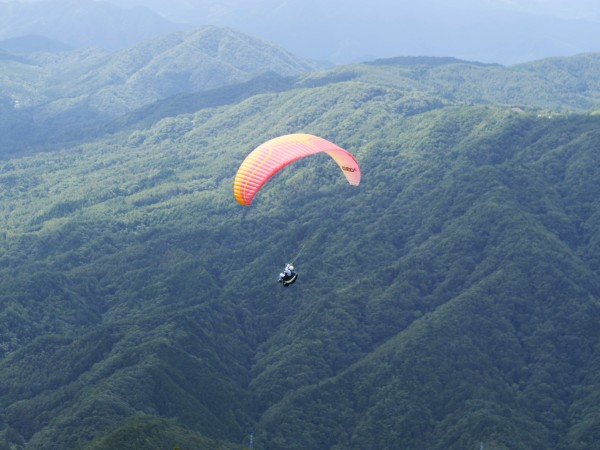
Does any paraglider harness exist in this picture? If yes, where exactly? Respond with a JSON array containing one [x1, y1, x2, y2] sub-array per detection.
[[279, 263, 298, 287], [278, 241, 308, 287]]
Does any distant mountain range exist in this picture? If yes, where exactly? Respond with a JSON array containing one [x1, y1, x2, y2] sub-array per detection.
[[2, 0, 600, 64], [190, 0, 600, 64], [0, 26, 321, 151], [0, 0, 189, 50]]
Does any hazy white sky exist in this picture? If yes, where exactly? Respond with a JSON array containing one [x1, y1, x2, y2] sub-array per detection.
[[493, 0, 600, 20]]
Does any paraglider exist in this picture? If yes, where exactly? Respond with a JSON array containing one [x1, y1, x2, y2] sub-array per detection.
[[234, 133, 361, 287], [233, 133, 361, 206]]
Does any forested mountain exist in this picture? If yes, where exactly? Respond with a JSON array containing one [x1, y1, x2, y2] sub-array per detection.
[[0, 29, 599, 449]]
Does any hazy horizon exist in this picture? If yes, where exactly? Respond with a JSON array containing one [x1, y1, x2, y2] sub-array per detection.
[[2, 0, 599, 22], [2, 0, 600, 64]]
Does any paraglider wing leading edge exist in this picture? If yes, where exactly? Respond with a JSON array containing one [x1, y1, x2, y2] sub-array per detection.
[[234, 133, 361, 205]]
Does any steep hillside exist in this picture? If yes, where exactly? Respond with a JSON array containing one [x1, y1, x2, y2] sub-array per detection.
[[251, 107, 600, 449], [0, 61, 599, 450]]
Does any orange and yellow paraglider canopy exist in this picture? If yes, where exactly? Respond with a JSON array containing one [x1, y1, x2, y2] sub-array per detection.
[[234, 133, 360, 205]]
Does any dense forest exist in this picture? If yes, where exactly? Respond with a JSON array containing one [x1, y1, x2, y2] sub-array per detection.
[[0, 27, 599, 449]]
